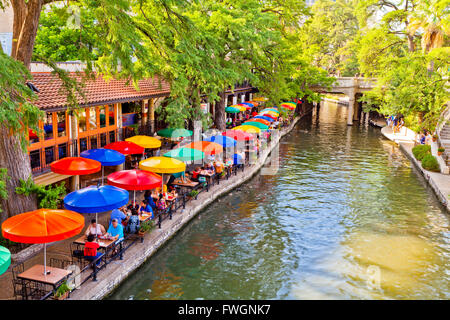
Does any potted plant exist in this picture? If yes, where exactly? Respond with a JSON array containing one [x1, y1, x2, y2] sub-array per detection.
[[54, 281, 70, 300], [432, 134, 438, 142], [138, 220, 154, 237], [438, 147, 445, 156], [187, 190, 199, 200]]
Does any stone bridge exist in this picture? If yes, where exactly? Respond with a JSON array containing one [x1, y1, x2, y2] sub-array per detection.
[[311, 77, 377, 125]]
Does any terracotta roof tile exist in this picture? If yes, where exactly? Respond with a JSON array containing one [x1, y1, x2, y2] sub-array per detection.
[[30, 73, 171, 111]]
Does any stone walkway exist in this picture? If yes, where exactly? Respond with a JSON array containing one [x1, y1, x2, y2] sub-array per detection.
[[381, 126, 450, 212], [0, 117, 300, 300]]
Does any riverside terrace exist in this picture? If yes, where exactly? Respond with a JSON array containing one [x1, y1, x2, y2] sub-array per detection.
[[0, 106, 303, 300]]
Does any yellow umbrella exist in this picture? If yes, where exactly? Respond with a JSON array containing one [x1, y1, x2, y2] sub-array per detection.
[[139, 156, 186, 174], [126, 135, 161, 149], [232, 125, 261, 134], [139, 156, 186, 190], [230, 104, 247, 112], [252, 97, 268, 102]]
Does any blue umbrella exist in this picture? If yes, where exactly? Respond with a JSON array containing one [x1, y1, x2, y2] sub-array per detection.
[[254, 115, 275, 122], [64, 185, 129, 219], [233, 153, 244, 165], [81, 149, 125, 185], [240, 102, 254, 108], [204, 135, 236, 148]]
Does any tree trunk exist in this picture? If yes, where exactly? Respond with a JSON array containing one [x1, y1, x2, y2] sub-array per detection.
[[214, 92, 226, 131], [0, 0, 47, 221], [407, 34, 415, 52], [12, 0, 44, 68], [0, 127, 37, 222]]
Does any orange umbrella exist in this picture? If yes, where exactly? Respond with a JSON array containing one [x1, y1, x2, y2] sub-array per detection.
[[2, 209, 84, 274], [184, 141, 223, 155], [50, 157, 101, 176], [249, 118, 271, 126]]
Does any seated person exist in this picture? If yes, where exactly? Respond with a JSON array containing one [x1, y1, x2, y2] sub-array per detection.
[[155, 184, 167, 196], [127, 201, 139, 212], [213, 160, 225, 176], [191, 167, 201, 182], [106, 219, 125, 243], [139, 199, 154, 219], [205, 163, 215, 174], [84, 234, 103, 266], [109, 206, 127, 226], [167, 174, 176, 189], [225, 157, 233, 167], [85, 219, 106, 238], [172, 171, 187, 183], [125, 209, 140, 234], [156, 193, 168, 211], [168, 186, 178, 199]]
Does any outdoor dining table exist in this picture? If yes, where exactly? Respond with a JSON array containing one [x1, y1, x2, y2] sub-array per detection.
[[199, 171, 216, 191], [73, 236, 115, 250], [172, 180, 202, 203], [17, 264, 72, 299], [139, 213, 152, 223], [73, 236, 117, 266]]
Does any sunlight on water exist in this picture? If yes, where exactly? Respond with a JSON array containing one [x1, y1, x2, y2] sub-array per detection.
[[109, 101, 449, 300]]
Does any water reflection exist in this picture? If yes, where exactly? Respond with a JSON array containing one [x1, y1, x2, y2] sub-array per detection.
[[109, 101, 449, 300]]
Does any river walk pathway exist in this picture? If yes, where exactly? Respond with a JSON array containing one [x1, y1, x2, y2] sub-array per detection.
[[381, 126, 450, 212]]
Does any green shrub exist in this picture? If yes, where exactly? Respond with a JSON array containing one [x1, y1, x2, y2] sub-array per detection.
[[421, 154, 440, 172], [188, 190, 199, 198], [139, 220, 154, 233], [412, 145, 431, 161], [16, 177, 67, 209], [438, 147, 445, 153]]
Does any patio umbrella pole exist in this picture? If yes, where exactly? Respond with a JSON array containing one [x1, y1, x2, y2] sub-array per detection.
[[44, 243, 49, 275], [102, 167, 104, 185]]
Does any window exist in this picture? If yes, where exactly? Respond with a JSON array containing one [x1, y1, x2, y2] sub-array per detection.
[[89, 107, 97, 130], [45, 146, 55, 165], [99, 106, 106, 128], [56, 112, 66, 137], [100, 133, 107, 147], [30, 150, 41, 171], [109, 105, 115, 126], [90, 136, 98, 150], [79, 110, 87, 132], [80, 138, 88, 153], [43, 113, 54, 140]]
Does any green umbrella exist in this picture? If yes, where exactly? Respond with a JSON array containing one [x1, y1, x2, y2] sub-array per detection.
[[157, 128, 193, 138], [243, 121, 270, 130], [163, 147, 205, 162], [0, 245, 11, 275], [225, 106, 240, 113]]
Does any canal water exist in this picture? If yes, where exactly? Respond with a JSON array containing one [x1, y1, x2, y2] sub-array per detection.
[[109, 101, 449, 300]]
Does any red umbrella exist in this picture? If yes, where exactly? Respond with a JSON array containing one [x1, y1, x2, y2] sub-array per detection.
[[222, 130, 255, 141], [107, 170, 162, 190], [104, 141, 144, 155], [107, 169, 162, 204], [50, 157, 101, 175]]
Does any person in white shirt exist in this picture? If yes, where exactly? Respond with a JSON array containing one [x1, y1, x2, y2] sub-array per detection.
[[85, 219, 106, 237]]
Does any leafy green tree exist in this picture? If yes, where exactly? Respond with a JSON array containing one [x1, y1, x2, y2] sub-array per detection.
[[361, 49, 449, 132], [33, 5, 100, 62], [297, 0, 360, 76]]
